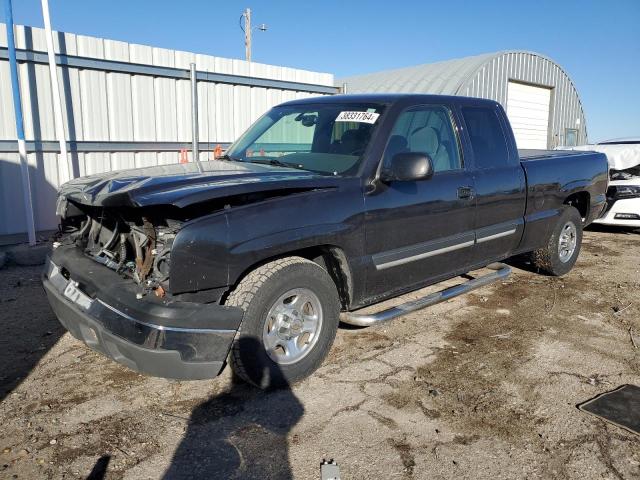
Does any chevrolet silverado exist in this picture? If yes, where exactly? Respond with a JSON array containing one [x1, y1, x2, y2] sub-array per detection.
[[44, 94, 608, 388]]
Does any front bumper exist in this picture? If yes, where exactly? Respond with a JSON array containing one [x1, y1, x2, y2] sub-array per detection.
[[42, 247, 243, 380], [593, 196, 640, 227]]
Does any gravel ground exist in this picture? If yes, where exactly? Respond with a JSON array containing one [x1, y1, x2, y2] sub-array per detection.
[[0, 226, 639, 480]]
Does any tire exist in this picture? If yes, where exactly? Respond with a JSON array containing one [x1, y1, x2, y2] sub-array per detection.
[[225, 256, 340, 389], [531, 206, 583, 276]]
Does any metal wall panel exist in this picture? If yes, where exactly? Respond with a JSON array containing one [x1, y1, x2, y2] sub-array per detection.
[[174, 49, 196, 148], [0, 153, 29, 236], [214, 57, 236, 144], [0, 25, 334, 237], [12, 26, 62, 233], [104, 38, 134, 172], [153, 47, 179, 165], [130, 44, 156, 144], [196, 53, 215, 148], [54, 32, 84, 145], [0, 61, 17, 139], [76, 34, 110, 176]]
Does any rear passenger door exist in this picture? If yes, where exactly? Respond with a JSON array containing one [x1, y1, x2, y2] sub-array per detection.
[[459, 105, 526, 264]]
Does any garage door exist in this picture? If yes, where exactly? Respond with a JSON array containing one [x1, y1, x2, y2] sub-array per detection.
[[506, 81, 551, 149]]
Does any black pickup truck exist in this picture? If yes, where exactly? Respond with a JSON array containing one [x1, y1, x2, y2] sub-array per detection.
[[44, 94, 608, 388]]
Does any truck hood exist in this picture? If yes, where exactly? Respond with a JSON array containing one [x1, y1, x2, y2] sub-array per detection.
[[59, 160, 340, 208]]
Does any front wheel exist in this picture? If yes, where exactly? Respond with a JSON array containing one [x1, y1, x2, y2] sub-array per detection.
[[225, 257, 340, 388], [530, 206, 583, 276]]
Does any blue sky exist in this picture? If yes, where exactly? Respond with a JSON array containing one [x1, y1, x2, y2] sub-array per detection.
[[2, 0, 639, 142]]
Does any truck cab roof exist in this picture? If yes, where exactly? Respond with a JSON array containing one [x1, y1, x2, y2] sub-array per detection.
[[279, 93, 501, 109]]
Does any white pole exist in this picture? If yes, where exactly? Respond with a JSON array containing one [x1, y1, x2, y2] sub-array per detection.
[[41, 0, 72, 183]]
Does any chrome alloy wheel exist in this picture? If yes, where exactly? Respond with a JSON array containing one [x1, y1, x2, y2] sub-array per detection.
[[558, 221, 577, 263], [262, 288, 323, 365]]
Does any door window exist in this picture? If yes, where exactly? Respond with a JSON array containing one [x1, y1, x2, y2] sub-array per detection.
[[384, 106, 462, 173], [565, 128, 578, 147], [461, 107, 511, 168]]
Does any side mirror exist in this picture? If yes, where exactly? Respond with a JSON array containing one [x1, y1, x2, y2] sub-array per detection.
[[381, 152, 434, 182]]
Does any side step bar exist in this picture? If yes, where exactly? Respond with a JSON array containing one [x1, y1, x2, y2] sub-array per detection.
[[340, 263, 511, 327]]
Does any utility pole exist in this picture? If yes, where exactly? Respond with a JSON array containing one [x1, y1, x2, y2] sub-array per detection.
[[240, 8, 267, 63], [243, 7, 251, 62]]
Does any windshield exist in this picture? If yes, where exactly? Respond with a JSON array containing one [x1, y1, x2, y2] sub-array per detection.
[[226, 102, 386, 175]]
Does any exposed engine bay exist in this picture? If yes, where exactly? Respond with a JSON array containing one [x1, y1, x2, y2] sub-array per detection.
[[56, 201, 180, 299]]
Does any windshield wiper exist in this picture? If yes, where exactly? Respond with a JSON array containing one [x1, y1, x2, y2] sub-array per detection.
[[246, 158, 307, 170], [217, 153, 239, 161]]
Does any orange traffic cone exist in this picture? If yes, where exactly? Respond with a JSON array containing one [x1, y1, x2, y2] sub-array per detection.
[[179, 149, 188, 164], [213, 145, 223, 159]]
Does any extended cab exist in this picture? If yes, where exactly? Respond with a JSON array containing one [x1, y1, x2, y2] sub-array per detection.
[[44, 94, 608, 388]]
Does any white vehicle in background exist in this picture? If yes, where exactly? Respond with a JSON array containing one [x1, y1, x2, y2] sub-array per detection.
[[560, 138, 640, 228]]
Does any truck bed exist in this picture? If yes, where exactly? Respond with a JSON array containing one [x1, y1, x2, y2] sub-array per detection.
[[515, 148, 608, 255], [519, 149, 599, 161]]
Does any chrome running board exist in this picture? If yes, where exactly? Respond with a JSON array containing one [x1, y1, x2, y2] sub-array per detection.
[[340, 263, 511, 327]]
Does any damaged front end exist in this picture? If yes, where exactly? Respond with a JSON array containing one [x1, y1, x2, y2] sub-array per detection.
[[55, 201, 182, 298], [595, 165, 640, 226], [56, 198, 178, 299], [44, 197, 244, 380], [44, 161, 339, 379]]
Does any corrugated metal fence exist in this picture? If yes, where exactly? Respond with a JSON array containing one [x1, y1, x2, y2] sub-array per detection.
[[0, 24, 337, 240]]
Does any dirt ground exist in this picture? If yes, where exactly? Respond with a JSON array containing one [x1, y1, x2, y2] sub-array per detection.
[[0, 226, 639, 480]]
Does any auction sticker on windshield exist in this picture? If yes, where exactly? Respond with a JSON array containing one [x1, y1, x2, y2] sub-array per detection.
[[335, 111, 380, 124]]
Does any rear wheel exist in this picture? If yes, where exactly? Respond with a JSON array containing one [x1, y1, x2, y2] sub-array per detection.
[[225, 257, 340, 388], [531, 206, 583, 276]]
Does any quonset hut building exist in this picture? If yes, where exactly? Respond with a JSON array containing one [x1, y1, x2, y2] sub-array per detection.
[[340, 51, 587, 149]]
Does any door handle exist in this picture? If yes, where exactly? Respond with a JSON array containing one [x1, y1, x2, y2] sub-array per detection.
[[457, 186, 474, 200]]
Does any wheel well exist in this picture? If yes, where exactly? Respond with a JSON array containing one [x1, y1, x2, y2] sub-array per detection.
[[309, 246, 353, 309], [564, 191, 590, 221], [224, 246, 353, 309]]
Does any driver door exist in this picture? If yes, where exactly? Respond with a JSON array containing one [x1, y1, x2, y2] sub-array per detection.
[[364, 104, 477, 299]]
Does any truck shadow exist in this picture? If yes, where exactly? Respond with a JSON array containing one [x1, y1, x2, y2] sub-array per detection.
[[0, 262, 65, 403], [0, 265, 65, 402], [504, 253, 546, 275], [163, 337, 304, 480], [0, 28, 82, 403], [0, 159, 63, 403]]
